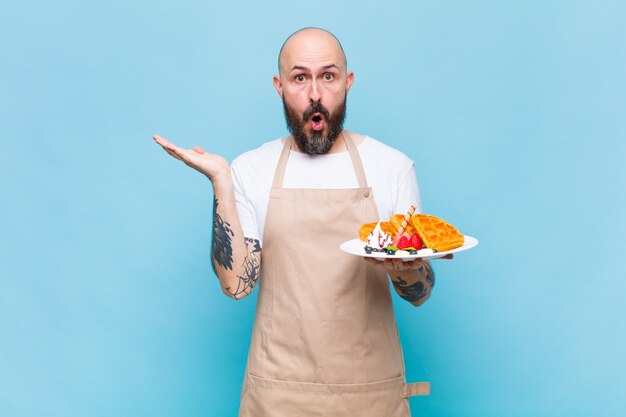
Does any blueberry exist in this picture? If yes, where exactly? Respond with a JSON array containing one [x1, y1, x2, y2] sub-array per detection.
[[364, 246, 372, 254], [387, 249, 395, 255], [410, 250, 417, 255]]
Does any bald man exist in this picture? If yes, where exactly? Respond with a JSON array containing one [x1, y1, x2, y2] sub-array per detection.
[[154, 27, 435, 416]]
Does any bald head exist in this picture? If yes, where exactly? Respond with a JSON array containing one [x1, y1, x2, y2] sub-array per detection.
[[277, 28, 347, 75]]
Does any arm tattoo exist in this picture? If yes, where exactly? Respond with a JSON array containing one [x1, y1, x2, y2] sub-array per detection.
[[225, 237, 261, 298], [392, 263, 435, 303], [424, 262, 435, 288], [393, 277, 429, 303], [212, 197, 234, 270]]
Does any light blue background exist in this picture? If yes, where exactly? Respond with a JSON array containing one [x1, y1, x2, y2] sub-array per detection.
[[2, 1, 625, 416]]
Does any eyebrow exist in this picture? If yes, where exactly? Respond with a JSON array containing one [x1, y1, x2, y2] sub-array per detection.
[[289, 64, 340, 73]]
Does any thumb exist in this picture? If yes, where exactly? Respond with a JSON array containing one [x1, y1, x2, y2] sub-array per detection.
[[193, 146, 206, 154]]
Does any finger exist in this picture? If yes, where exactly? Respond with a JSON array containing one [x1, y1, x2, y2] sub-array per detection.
[[165, 143, 189, 160], [156, 142, 183, 161], [153, 135, 180, 154], [403, 259, 422, 269], [153, 134, 171, 147], [193, 146, 206, 154], [165, 142, 180, 154], [162, 146, 183, 161], [155, 135, 185, 157], [442, 254, 454, 260], [392, 259, 404, 270]]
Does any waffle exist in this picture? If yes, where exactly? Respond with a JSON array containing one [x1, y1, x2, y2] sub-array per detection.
[[410, 214, 464, 252], [359, 222, 377, 241]]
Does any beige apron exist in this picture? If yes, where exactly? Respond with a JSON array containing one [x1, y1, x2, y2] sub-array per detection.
[[239, 133, 429, 417]]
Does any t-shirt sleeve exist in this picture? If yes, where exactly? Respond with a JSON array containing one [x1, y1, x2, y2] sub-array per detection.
[[395, 162, 422, 214], [230, 161, 261, 244]]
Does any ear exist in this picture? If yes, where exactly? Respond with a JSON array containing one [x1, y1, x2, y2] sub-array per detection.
[[345, 71, 355, 93], [273, 75, 283, 98]]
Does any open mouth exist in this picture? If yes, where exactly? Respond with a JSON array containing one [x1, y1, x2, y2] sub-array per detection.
[[310, 113, 324, 131]]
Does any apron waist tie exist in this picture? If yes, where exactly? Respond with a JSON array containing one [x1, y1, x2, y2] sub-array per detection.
[[402, 382, 430, 397]]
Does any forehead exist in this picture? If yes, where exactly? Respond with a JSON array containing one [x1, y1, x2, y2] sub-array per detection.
[[279, 30, 346, 74]]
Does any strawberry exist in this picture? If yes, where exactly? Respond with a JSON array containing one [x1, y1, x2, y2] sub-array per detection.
[[410, 233, 422, 250], [391, 233, 402, 247], [397, 235, 410, 249]]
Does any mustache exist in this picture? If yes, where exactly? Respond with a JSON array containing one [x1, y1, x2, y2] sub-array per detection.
[[302, 102, 330, 121]]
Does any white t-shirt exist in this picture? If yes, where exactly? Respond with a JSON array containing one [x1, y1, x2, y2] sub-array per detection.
[[230, 136, 421, 247]]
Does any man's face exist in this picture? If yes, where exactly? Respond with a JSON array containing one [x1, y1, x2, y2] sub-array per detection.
[[273, 29, 354, 154]]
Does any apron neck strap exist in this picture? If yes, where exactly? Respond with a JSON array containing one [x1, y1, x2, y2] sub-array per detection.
[[271, 131, 369, 189], [343, 131, 368, 189]]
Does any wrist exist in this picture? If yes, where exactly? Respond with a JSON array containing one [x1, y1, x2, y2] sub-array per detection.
[[394, 261, 427, 276], [209, 169, 232, 185]]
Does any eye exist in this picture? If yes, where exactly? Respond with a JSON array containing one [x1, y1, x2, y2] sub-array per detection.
[[295, 74, 305, 82], [323, 73, 334, 81]]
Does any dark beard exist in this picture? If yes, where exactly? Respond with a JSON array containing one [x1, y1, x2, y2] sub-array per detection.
[[282, 95, 347, 155]]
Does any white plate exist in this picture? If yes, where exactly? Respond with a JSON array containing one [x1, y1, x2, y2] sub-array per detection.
[[339, 235, 479, 261]]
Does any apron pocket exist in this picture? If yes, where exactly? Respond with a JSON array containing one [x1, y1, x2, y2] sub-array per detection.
[[239, 374, 411, 417]]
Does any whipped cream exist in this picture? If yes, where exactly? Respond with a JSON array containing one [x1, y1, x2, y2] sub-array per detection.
[[366, 221, 392, 249], [417, 248, 434, 255]]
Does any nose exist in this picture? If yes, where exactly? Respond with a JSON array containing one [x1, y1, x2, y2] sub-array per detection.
[[308, 79, 321, 103]]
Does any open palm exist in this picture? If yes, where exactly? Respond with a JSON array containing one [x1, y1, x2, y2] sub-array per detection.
[[153, 134, 229, 181]]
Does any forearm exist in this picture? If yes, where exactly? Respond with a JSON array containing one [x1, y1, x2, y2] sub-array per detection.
[[211, 173, 261, 299], [389, 261, 435, 307]]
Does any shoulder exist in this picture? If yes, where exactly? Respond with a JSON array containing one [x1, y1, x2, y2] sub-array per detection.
[[231, 137, 283, 171], [230, 138, 284, 193]]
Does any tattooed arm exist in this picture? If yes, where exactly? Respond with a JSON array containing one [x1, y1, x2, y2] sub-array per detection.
[[211, 179, 262, 300], [153, 134, 262, 300]]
